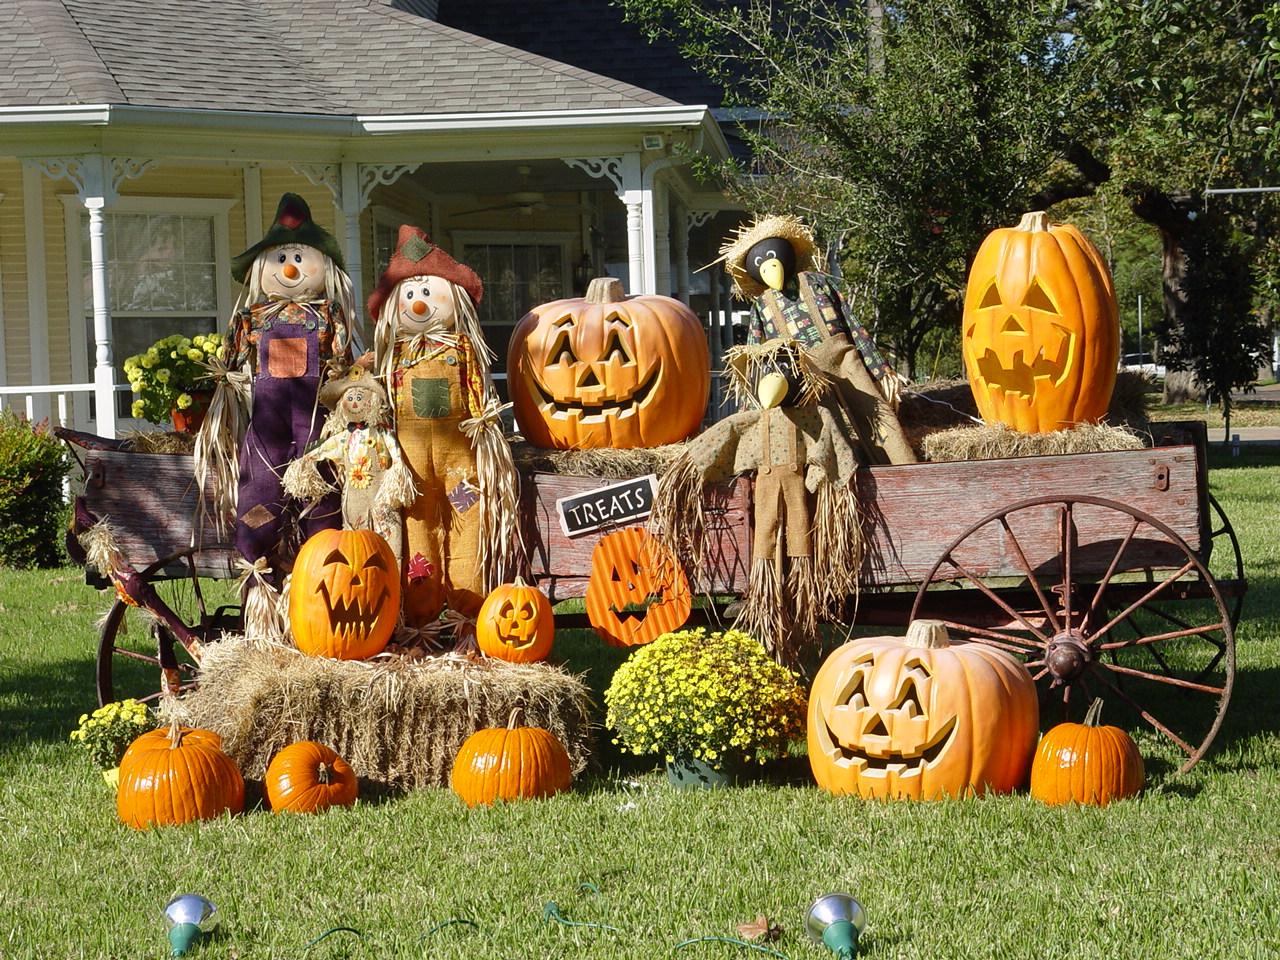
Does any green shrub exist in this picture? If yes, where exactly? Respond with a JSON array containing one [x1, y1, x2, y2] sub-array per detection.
[[0, 411, 70, 568]]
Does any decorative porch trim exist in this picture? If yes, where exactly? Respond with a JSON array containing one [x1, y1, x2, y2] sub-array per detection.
[[563, 156, 624, 194]]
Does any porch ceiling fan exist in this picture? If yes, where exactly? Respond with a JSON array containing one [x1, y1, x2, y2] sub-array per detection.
[[453, 164, 583, 217]]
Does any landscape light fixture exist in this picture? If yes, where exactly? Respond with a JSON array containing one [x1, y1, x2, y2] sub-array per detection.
[[163, 893, 218, 956], [804, 892, 867, 959]]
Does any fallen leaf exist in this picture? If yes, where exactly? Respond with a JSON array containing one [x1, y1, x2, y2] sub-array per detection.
[[736, 915, 782, 942]]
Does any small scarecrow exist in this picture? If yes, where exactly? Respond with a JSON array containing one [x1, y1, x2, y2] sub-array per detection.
[[196, 193, 355, 633], [652, 340, 863, 668], [283, 364, 416, 564], [369, 226, 522, 631], [718, 214, 917, 465]]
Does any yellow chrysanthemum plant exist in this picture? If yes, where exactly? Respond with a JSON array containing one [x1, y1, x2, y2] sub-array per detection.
[[123, 332, 223, 423], [68, 699, 152, 770], [604, 628, 807, 771]]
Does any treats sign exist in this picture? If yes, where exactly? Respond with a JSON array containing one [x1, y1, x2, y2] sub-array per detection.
[[556, 475, 659, 538]]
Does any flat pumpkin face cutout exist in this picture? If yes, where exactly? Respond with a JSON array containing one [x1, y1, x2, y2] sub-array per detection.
[[476, 577, 554, 663], [289, 528, 401, 660], [585, 528, 691, 646], [962, 211, 1119, 434], [808, 621, 1039, 800], [508, 277, 710, 449]]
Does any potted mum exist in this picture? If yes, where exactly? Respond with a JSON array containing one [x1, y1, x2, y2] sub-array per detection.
[[123, 332, 223, 431], [68, 699, 152, 788], [604, 628, 807, 788]]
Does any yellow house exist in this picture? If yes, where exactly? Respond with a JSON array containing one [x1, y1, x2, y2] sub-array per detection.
[[0, 1, 740, 435]]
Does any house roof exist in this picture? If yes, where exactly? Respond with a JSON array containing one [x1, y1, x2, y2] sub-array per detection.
[[0, 0, 678, 115]]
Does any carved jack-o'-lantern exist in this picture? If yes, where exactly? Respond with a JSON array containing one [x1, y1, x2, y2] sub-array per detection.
[[808, 620, 1039, 800], [289, 528, 401, 660], [508, 277, 710, 449], [585, 528, 691, 646], [962, 211, 1119, 433], [476, 577, 555, 663]]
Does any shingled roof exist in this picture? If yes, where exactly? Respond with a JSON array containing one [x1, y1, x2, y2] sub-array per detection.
[[0, 0, 678, 114]]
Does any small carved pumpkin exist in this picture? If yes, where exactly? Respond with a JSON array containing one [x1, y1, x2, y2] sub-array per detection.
[[476, 577, 555, 663], [116, 721, 245, 829], [450, 709, 573, 806], [808, 620, 1039, 800], [962, 211, 1119, 433], [508, 277, 710, 449], [585, 527, 691, 647], [290, 528, 401, 660], [265, 741, 359, 814], [1030, 699, 1145, 806]]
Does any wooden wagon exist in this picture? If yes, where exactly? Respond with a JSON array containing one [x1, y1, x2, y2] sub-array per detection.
[[59, 420, 1244, 772]]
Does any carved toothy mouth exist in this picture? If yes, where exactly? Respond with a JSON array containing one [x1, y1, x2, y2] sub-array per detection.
[[973, 325, 1075, 399], [608, 589, 667, 626], [816, 711, 957, 776], [318, 581, 388, 636], [530, 369, 659, 424]]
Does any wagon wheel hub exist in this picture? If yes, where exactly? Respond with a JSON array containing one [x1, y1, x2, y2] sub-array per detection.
[[1045, 630, 1091, 685]]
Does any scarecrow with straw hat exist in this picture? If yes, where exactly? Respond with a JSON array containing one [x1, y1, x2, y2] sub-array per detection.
[[369, 226, 522, 634], [718, 214, 916, 465], [195, 193, 356, 633]]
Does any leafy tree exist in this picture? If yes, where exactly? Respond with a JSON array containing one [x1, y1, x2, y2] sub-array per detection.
[[618, 0, 1102, 377]]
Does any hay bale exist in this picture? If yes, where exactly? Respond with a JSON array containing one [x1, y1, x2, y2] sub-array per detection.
[[923, 421, 1147, 462], [118, 430, 196, 454], [512, 441, 689, 478], [178, 637, 595, 790]]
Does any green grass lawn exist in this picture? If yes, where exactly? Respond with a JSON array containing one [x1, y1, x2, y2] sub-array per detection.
[[2, 456, 1279, 959]]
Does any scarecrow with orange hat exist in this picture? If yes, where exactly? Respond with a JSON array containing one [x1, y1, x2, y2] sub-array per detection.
[[196, 193, 356, 631], [369, 226, 522, 632]]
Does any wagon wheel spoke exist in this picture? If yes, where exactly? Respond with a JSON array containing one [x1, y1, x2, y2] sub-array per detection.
[[1082, 516, 1142, 636], [1085, 561, 1196, 646], [1097, 620, 1227, 651], [998, 516, 1061, 633], [1059, 503, 1076, 630], [1098, 659, 1225, 697], [1089, 665, 1196, 758], [928, 617, 1043, 656], [944, 556, 1050, 644]]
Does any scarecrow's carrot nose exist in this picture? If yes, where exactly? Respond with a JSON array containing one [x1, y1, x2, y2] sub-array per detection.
[[283, 263, 300, 280], [411, 299, 428, 315]]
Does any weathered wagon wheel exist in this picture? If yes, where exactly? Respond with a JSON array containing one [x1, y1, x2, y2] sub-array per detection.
[[1205, 491, 1246, 633], [910, 494, 1235, 774], [96, 547, 242, 707]]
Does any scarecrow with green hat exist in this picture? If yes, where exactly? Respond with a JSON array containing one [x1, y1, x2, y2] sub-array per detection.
[[197, 193, 356, 628], [369, 226, 522, 635], [718, 214, 916, 465]]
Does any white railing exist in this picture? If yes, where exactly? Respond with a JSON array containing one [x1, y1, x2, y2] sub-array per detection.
[[0, 382, 95, 428]]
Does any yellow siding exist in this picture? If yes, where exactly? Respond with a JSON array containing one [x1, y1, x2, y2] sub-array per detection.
[[0, 158, 29, 384]]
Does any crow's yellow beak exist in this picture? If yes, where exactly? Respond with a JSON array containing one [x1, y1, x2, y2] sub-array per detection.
[[759, 257, 786, 291], [756, 372, 789, 409]]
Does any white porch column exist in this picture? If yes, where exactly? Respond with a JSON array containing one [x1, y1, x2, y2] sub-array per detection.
[[563, 155, 645, 295], [653, 180, 672, 297], [82, 158, 117, 438], [20, 164, 51, 418], [673, 201, 690, 303], [339, 161, 365, 341]]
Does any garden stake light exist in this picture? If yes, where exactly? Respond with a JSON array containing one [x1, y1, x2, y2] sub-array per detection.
[[804, 893, 866, 960], [162, 894, 217, 957]]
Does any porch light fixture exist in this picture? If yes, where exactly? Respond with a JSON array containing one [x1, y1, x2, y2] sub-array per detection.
[[573, 251, 594, 291]]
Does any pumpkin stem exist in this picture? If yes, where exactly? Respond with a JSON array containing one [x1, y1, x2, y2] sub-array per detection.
[[165, 715, 183, 750], [1084, 698, 1106, 727], [584, 277, 626, 305], [507, 706, 525, 729], [1017, 210, 1052, 232], [905, 619, 951, 649], [317, 762, 331, 785], [512, 575, 529, 588]]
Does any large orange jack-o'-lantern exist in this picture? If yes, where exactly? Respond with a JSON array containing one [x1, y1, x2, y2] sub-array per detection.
[[808, 620, 1038, 800], [290, 528, 401, 660], [962, 211, 1119, 434], [508, 277, 710, 449], [585, 527, 692, 646]]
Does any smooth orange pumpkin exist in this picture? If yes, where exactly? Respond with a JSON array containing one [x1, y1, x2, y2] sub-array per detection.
[[450, 709, 573, 806], [584, 527, 691, 647], [1030, 699, 1145, 805], [962, 211, 1119, 433], [476, 577, 554, 663], [265, 741, 359, 814], [808, 620, 1039, 800], [508, 277, 710, 449], [290, 528, 401, 660], [116, 720, 245, 829]]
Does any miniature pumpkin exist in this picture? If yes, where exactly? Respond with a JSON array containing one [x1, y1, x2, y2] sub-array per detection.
[[962, 211, 1119, 433], [476, 577, 555, 663], [1030, 699, 1145, 806], [451, 709, 573, 806], [808, 620, 1039, 800], [508, 277, 710, 449], [584, 527, 691, 647], [290, 528, 401, 660], [116, 720, 245, 829], [265, 741, 359, 814]]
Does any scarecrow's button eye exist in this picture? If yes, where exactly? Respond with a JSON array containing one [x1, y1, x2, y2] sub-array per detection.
[[979, 281, 1003, 309], [294, 253, 303, 264], [323, 549, 348, 566], [277, 253, 288, 264]]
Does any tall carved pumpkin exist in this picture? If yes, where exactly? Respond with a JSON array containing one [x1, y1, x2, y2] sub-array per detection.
[[116, 721, 245, 829], [808, 620, 1039, 800], [585, 527, 691, 647], [962, 211, 1119, 433], [289, 528, 401, 660], [476, 577, 555, 663], [508, 277, 710, 449]]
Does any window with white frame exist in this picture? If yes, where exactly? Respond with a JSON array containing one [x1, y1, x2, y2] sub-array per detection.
[[64, 196, 233, 421]]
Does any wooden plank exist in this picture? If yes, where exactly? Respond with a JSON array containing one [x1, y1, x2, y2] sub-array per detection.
[[858, 446, 1204, 588], [521, 473, 752, 601]]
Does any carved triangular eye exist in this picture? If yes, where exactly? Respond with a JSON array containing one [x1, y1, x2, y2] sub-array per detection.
[[1022, 280, 1057, 313], [323, 549, 348, 566], [979, 282, 1003, 309]]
